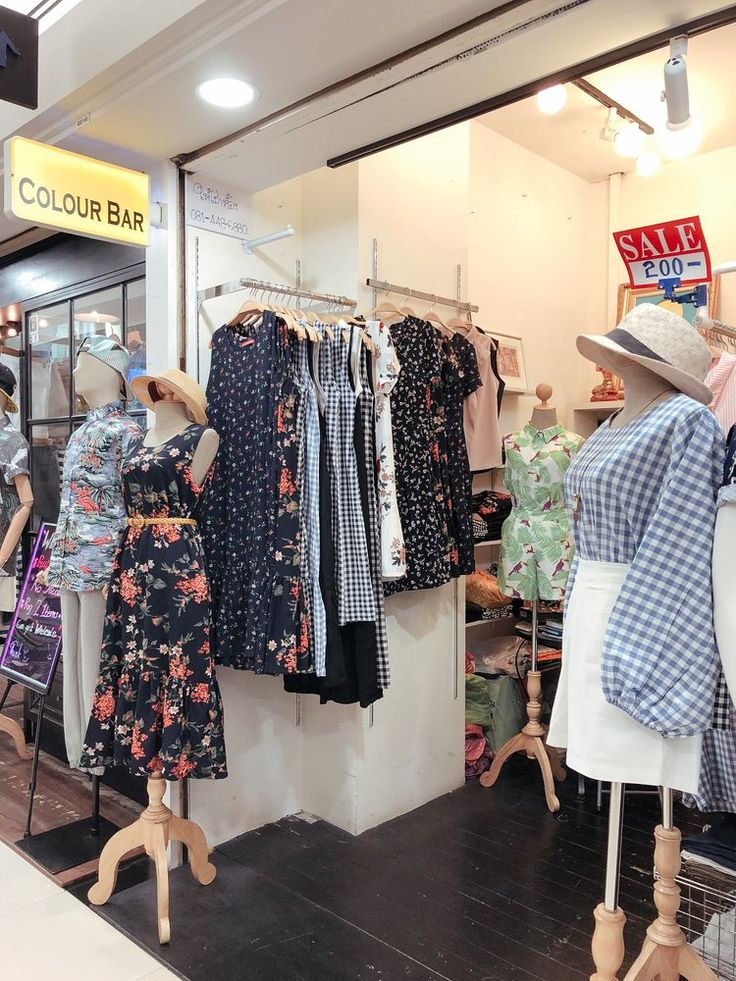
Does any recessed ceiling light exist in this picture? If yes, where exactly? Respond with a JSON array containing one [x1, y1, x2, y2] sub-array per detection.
[[196, 77, 258, 109]]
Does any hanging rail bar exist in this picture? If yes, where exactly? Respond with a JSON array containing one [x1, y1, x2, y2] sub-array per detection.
[[198, 277, 357, 309], [366, 278, 478, 313]]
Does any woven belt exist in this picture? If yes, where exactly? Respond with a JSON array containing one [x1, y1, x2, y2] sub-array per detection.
[[127, 516, 197, 528]]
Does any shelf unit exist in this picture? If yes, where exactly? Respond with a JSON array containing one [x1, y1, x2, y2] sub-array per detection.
[[571, 401, 623, 438]]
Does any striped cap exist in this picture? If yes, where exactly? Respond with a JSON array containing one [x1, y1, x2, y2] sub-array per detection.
[[77, 335, 131, 396]]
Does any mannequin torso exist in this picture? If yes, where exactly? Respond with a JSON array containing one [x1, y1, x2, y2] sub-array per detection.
[[144, 400, 219, 487]]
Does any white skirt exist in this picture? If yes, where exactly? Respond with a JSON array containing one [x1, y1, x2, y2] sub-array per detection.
[[547, 558, 702, 793]]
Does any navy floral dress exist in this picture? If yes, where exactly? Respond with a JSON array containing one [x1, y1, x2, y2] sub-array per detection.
[[80, 425, 227, 781]]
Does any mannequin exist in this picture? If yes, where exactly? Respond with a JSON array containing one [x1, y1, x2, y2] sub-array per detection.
[[46, 340, 140, 783], [81, 368, 226, 943], [143, 381, 219, 483], [0, 364, 35, 760], [547, 305, 723, 981], [484, 382, 581, 811], [530, 382, 558, 430]]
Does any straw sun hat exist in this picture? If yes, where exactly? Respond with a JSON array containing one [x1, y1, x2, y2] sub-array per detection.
[[131, 368, 208, 425], [577, 303, 713, 405]]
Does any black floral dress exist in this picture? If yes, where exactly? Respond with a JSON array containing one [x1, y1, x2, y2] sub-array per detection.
[[442, 333, 482, 575], [80, 425, 227, 781], [385, 318, 451, 595]]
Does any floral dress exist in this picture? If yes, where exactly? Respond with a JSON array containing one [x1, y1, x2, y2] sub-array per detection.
[[384, 318, 451, 595], [80, 425, 227, 781], [441, 333, 482, 576]]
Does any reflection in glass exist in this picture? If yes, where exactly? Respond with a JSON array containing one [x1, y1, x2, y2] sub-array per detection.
[[30, 422, 69, 528], [73, 287, 124, 411], [126, 279, 146, 412], [28, 303, 70, 422]]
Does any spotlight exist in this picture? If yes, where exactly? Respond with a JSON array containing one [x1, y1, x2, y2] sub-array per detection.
[[536, 84, 567, 115], [615, 123, 646, 158], [636, 152, 662, 178], [660, 36, 702, 159], [6, 327, 17, 337]]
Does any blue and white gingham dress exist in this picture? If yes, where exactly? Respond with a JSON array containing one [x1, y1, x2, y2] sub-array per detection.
[[561, 395, 723, 738]]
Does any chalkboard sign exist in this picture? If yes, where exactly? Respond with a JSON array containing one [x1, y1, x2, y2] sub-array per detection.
[[0, 523, 61, 695]]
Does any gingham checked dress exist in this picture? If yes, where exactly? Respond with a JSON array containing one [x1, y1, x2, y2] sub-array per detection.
[[321, 331, 376, 625], [547, 395, 723, 791]]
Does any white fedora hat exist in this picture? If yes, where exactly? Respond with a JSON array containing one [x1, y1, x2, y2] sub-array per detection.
[[577, 304, 713, 405]]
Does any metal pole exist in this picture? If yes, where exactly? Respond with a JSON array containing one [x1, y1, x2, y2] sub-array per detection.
[[662, 786, 674, 832], [90, 774, 100, 836], [603, 782, 625, 912], [530, 599, 539, 672], [0, 678, 13, 713], [24, 694, 46, 838]]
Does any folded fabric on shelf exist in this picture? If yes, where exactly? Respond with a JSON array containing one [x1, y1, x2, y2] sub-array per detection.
[[470, 490, 512, 542], [682, 816, 736, 877]]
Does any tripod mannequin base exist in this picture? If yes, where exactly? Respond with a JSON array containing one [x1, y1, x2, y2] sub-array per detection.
[[0, 713, 32, 760], [88, 774, 216, 944], [480, 725, 565, 812]]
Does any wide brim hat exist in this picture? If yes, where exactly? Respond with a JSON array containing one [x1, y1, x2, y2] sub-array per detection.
[[577, 303, 713, 405], [131, 368, 208, 425], [77, 335, 133, 399]]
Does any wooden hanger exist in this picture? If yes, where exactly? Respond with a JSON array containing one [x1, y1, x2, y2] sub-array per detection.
[[447, 308, 474, 331], [366, 298, 401, 319], [228, 296, 266, 326], [423, 297, 451, 336]]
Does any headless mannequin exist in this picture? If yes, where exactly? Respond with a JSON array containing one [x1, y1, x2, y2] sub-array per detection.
[[530, 382, 558, 430], [144, 382, 218, 484]]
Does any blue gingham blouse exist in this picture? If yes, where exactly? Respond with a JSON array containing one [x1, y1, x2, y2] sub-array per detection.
[[564, 394, 724, 738]]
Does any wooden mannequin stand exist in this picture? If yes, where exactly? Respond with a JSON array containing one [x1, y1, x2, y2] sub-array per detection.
[[0, 680, 32, 760], [623, 791, 715, 981], [589, 787, 716, 981], [88, 773, 216, 944], [480, 600, 566, 812]]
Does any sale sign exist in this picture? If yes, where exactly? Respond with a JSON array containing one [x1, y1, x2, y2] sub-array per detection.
[[613, 216, 711, 289]]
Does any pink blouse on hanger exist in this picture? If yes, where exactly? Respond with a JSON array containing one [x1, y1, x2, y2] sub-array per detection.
[[705, 353, 736, 433], [463, 327, 503, 471]]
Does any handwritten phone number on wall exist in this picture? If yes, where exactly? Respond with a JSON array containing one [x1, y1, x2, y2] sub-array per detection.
[[189, 210, 249, 235]]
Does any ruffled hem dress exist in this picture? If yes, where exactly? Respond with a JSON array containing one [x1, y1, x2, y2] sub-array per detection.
[[80, 425, 227, 781]]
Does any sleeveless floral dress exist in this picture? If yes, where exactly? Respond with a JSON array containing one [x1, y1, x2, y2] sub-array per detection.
[[80, 424, 227, 781]]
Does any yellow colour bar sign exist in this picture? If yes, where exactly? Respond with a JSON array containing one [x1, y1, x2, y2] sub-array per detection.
[[4, 137, 149, 246]]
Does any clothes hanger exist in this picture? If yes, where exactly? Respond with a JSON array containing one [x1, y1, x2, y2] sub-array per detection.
[[423, 296, 451, 335], [398, 289, 417, 318], [366, 291, 402, 320], [447, 304, 474, 332]]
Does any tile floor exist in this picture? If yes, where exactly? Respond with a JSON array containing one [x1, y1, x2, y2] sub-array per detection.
[[0, 842, 177, 981]]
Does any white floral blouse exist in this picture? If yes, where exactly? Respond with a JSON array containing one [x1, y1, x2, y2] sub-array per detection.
[[366, 321, 406, 579]]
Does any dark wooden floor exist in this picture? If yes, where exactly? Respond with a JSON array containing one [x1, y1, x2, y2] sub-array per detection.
[[72, 757, 709, 981], [0, 694, 143, 885]]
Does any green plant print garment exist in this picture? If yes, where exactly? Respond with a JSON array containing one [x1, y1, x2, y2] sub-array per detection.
[[497, 422, 582, 601]]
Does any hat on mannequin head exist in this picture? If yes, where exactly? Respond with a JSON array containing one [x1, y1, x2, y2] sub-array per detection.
[[577, 304, 713, 405], [131, 369, 208, 425], [0, 363, 19, 415], [76, 335, 132, 397]]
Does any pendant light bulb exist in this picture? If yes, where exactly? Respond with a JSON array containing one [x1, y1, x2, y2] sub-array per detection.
[[615, 122, 646, 158], [635, 152, 662, 178], [536, 84, 567, 115]]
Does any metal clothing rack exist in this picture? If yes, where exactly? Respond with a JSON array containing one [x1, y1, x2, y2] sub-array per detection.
[[366, 277, 478, 314], [197, 277, 357, 310]]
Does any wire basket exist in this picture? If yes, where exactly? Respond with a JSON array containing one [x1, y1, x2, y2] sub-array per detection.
[[675, 860, 736, 980]]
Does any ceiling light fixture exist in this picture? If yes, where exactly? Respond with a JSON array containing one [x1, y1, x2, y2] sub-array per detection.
[[536, 84, 567, 115], [599, 108, 619, 143], [196, 77, 258, 109], [615, 122, 646, 158], [636, 151, 662, 178], [660, 36, 702, 159]]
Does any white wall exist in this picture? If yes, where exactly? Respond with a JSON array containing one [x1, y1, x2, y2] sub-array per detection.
[[468, 123, 609, 436], [618, 144, 736, 322]]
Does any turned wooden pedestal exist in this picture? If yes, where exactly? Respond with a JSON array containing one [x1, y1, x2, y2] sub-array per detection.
[[88, 773, 216, 944], [480, 669, 566, 812], [0, 713, 32, 760]]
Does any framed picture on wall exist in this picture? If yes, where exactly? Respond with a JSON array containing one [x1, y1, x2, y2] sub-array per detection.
[[486, 332, 527, 393], [616, 275, 721, 324]]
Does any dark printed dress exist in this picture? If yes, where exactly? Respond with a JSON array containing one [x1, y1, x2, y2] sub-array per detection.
[[80, 425, 227, 781], [385, 318, 451, 595]]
